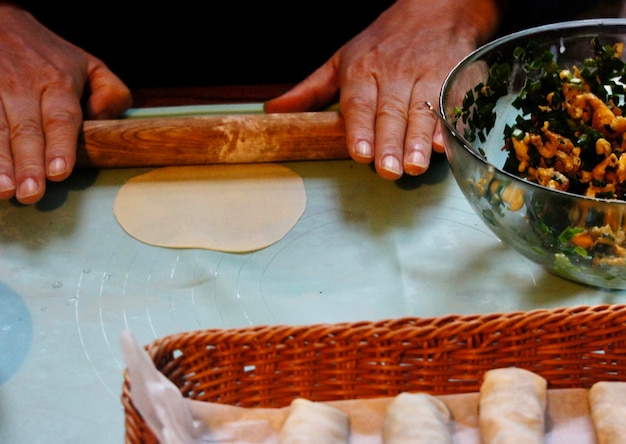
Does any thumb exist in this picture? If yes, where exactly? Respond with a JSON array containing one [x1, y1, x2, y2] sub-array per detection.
[[83, 60, 132, 120], [264, 55, 340, 113]]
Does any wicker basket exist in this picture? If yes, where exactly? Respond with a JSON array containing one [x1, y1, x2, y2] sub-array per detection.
[[122, 303, 626, 443]]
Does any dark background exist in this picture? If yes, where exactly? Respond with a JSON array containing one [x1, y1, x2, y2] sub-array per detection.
[[18, 1, 596, 91], [21, 3, 394, 89]]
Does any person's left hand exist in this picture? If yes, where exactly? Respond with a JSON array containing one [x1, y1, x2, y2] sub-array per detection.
[[265, 0, 502, 180]]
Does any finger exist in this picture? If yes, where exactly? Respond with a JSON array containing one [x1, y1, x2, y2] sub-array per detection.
[[264, 56, 340, 113], [400, 72, 449, 175], [338, 71, 378, 165], [83, 60, 132, 120], [370, 80, 413, 180], [0, 101, 16, 200], [402, 100, 438, 176], [39, 84, 83, 183], [3, 95, 46, 204], [432, 122, 446, 153]]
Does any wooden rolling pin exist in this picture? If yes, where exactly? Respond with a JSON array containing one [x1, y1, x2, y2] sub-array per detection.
[[76, 111, 349, 168]]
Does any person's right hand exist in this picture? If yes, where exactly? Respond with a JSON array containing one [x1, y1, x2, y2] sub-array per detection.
[[266, 0, 504, 181], [0, 4, 132, 204]]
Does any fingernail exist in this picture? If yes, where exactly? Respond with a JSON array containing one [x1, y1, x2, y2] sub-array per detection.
[[0, 174, 15, 193], [18, 178, 39, 199], [381, 155, 402, 176], [48, 157, 67, 178], [404, 151, 428, 175], [354, 140, 373, 158], [406, 151, 427, 168]]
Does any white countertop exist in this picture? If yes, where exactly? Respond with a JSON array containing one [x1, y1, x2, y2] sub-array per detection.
[[1, 155, 623, 443]]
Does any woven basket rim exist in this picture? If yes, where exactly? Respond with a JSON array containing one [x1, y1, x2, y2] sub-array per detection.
[[122, 303, 626, 443]]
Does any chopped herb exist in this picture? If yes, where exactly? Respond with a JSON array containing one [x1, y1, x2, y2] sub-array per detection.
[[457, 35, 626, 275]]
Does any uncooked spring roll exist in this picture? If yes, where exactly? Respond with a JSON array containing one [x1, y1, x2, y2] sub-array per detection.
[[279, 398, 350, 444], [478, 367, 547, 444], [382, 392, 453, 444], [589, 381, 626, 444]]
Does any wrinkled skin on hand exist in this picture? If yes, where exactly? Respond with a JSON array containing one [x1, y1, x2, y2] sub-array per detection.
[[0, 4, 131, 204], [265, 0, 502, 180]]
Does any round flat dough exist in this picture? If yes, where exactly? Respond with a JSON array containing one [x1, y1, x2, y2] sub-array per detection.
[[113, 164, 306, 252]]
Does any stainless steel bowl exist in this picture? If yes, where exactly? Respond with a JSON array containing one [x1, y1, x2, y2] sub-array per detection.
[[440, 19, 626, 289]]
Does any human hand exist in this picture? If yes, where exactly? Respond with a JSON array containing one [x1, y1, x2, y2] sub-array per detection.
[[0, 4, 131, 204], [265, 0, 503, 180]]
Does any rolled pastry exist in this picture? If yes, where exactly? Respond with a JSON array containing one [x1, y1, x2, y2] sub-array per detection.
[[478, 367, 547, 444], [589, 381, 626, 444], [279, 398, 350, 444], [382, 392, 453, 443]]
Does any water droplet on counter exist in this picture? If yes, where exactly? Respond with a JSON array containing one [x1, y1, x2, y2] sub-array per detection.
[[51, 281, 63, 289], [83, 268, 91, 274]]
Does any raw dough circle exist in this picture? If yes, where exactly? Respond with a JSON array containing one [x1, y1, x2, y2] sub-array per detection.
[[113, 164, 306, 252]]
